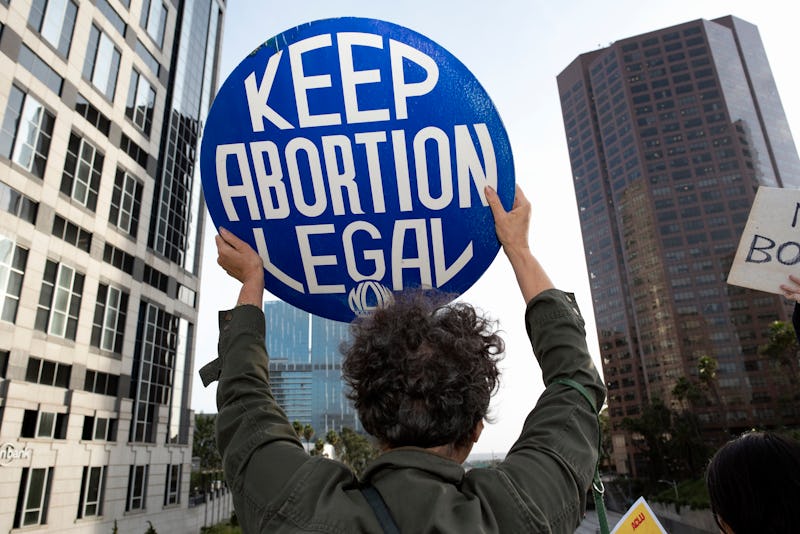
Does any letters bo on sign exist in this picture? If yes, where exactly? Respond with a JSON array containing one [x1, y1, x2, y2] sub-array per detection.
[[728, 186, 800, 294], [200, 17, 514, 322]]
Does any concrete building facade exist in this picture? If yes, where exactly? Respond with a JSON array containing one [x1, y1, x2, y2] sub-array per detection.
[[0, 0, 224, 531], [557, 16, 800, 476]]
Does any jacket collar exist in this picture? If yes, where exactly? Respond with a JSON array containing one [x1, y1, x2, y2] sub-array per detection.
[[361, 447, 466, 485]]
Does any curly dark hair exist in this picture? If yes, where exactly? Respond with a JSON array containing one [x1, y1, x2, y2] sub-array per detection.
[[341, 290, 504, 450]]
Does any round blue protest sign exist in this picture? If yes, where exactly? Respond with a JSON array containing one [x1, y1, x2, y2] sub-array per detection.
[[200, 17, 514, 322]]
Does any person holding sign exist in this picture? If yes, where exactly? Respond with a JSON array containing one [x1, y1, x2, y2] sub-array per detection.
[[204, 185, 605, 533]]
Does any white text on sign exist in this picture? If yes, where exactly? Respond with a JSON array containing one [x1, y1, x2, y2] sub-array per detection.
[[244, 33, 439, 129]]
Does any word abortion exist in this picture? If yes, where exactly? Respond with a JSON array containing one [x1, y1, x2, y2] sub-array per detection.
[[215, 123, 497, 220]]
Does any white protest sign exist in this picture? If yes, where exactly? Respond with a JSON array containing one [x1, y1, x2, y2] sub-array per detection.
[[728, 186, 800, 294]]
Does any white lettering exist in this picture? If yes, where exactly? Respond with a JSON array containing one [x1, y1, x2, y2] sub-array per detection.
[[296, 224, 345, 294], [289, 34, 341, 127], [216, 143, 261, 221], [244, 50, 294, 131], [455, 123, 496, 207], [414, 126, 452, 210], [250, 141, 290, 219], [252, 227, 304, 293], [342, 221, 385, 281], [431, 218, 472, 285], [321, 135, 363, 215], [391, 219, 432, 289], [285, 137, 327, 217], [338, 32, 390, 124], [354, 131, 387, 213], [392, 129, 413, 211], [390, 39, 439, 120]]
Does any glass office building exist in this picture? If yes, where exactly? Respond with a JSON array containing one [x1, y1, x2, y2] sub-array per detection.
[[557, 16, 800, 476], [0, 0, 224, 531], [264, 300, 361, 437]]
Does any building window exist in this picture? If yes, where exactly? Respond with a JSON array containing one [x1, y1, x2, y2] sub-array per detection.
[[28, 0, 78, 58], [0, 350, 8, 378], [140, 0, 167, 48], [25, 357, 72, 387], [130, 302, 176, 443], [77, 466, 106, 518], [91, 284, 128, 353], [75, 94, 111, 136], [83, 24, 121, 101], [18, 44, 64, 95], [20, 409, 68, 439], [119, 133, 149, 169], [14, 467, 54, 528], [84, 369, 120, 396], [0, 180, 39, 224], [35, 260, 84, 340], [135, 39, 161, 77], [52, 215, 93, 253], [164, 464, 181, 505], [61, 133, 103, 211], [103, 244, 135, 275], [0, 85, 55, 178], [82, 415, 117, 441], [126, 69, 156, 135], [126, 465, 148, 511], [96, 0, 126, 37], [110, 169, 143, 238], [0, 236, 28, 323]]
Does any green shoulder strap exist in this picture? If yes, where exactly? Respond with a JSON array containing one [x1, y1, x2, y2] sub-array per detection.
[[552, 377, 610, 534]]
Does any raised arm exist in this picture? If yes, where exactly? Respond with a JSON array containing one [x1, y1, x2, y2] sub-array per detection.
[[485, 185, 554, 303], [476, 185, 605, 533], [212, 228, 322, 528]]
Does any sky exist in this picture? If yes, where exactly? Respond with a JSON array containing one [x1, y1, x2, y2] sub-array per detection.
[[191, 0, 800, 455]]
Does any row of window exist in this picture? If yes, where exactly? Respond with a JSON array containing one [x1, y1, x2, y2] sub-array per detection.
[[19, 408, 117, 442], [29, 0, 165, 113], [0, 239, 127, 349], [14, 462, 182, 528], [0, 86, 145, 234], [20, 356, 119, 396]]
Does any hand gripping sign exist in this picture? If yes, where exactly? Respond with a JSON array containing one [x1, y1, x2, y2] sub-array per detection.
[[200, 17, 515, 322]]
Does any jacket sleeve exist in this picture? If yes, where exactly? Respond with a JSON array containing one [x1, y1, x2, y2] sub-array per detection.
[[495, 289, 606, 532], [214, 304, 309, 526]]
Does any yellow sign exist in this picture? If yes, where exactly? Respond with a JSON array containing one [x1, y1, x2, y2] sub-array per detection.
[[610, 496, 668, 534]]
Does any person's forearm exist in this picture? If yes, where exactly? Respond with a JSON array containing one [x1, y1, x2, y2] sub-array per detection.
[[505, 245, 555, 304], [236, 278, 264, 308]]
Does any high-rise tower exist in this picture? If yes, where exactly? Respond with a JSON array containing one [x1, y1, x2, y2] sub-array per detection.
[[263, 300, 361, 438], [557, 15, 800, 476], [0, 0, 224, 531]]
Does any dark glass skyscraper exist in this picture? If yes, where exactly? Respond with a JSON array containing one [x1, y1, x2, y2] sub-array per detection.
[[557, 15, 800, 476], [0, 0, 224, 531], [263, 300, 361, 437]]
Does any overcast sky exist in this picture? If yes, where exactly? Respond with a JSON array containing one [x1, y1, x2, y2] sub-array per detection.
[[191, 0, 800, 455]]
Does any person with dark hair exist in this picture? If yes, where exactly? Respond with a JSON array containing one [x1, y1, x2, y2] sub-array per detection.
[[201, 185, 605, 533], [706, 431, 800, 534]]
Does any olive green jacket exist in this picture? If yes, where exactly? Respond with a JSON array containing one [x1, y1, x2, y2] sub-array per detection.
[[208, 289, 605, 533]]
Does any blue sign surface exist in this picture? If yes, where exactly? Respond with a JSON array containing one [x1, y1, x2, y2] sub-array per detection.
[[200, 17, 514, 322]]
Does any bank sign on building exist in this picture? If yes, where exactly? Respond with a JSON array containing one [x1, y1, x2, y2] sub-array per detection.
[[201, 17, 514, 322]]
